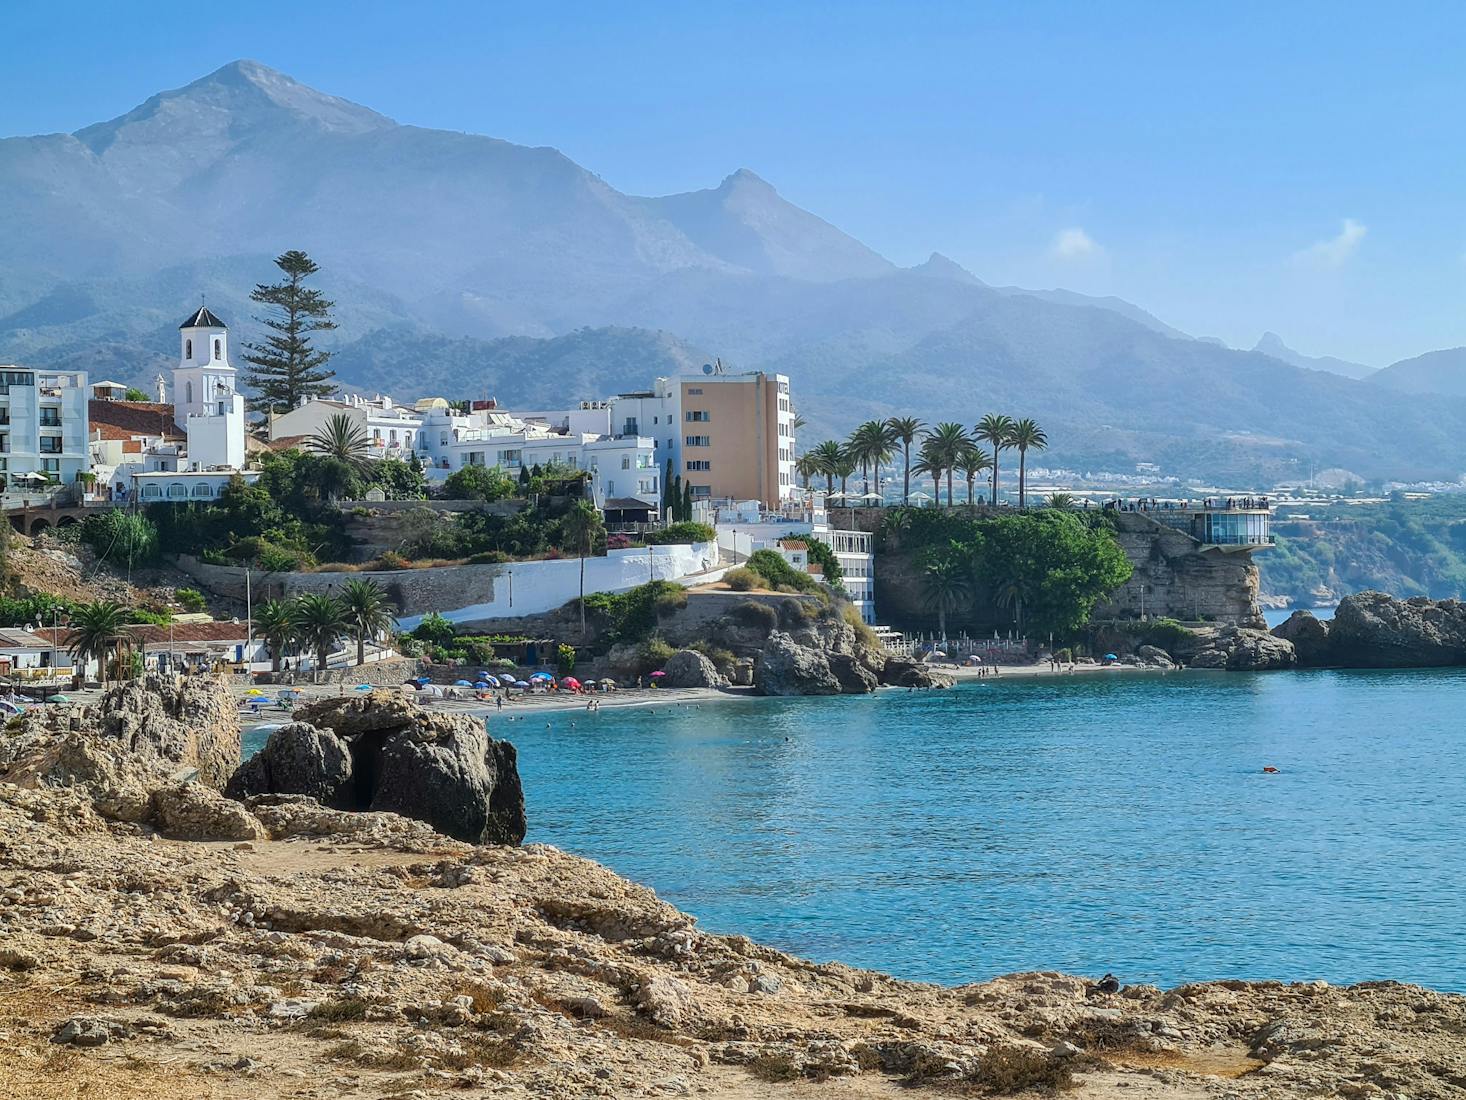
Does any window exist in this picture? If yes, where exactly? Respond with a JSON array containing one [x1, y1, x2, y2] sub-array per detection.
[[685, 435, 710, 447], [217, 402, 227, 416], [440, 432, 449, 445], [191, 483, 213, 498], [38, 409, 61, 427], [691, 485, 711, 497], [621, 455, 631, 469], [687, 387, 703, 395], [607, 480, 614, 495], [638, 478, 656, 494], [622, 417, 639, 436], [167, 483, 188, 499], [186, 339, 193, 359], [686, 460, 711, 471], [39, 437, 63, 454], [213, 338, 221, 359], [685, 410, 710, 422], [41, 458, 59, 473], [389, 430, 398, 445], [186, 381, 193, 404]]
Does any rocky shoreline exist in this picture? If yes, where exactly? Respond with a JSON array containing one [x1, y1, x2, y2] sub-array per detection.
[[2, 676, 1464, 1097]]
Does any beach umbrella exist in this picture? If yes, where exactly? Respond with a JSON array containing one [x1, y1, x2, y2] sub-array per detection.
[[1103, 653, 1118, 661], [45, 694, 70, 703], [649, 670, 667, 679], [453, 679, 473, 686], [477, 671, 491, 678], [414, 676, 431, 686], [474, 681, 491, 689], [245, 688, 267, 696], [513, 679, 530, 689], [353, 683, 373, 692], [530, 671, 554, 681], [561, 676, 581, 689]]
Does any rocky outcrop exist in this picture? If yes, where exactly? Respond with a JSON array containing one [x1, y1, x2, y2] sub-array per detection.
[[227, 691, 526, 846], [879, 655, 955, 689], [1135, 644, 1176, 669], [1325, 592, 1466, 668], [754, 631, 841, 696], [1270, 609, 1333, 666], [659, 649, 729, 689], [828, 652, 880, 693], [4, 758, 1465, 1099], [0, 674, 241, 822], [1183, 625, 1297, 671]]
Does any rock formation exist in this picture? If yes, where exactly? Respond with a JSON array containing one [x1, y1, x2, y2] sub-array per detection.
[[1326, 592, 1466, 667], [879, 655, 956, 689], [659, 649, 729, 688], [0, 674, 241, 823], [3, 749, 1465, 1097], [754, 630, 842, 695], [1181, 625, 1297, 671], [1270, 593, 1466, 669], [227, 691, 525, 845]]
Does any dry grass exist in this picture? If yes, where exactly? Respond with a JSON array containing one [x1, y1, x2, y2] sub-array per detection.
[[747, 1052, 804, 1082], [306, 997, 369, 1022], [905, 1044, 1074, 1097], [0, 1041, 222, 1100]]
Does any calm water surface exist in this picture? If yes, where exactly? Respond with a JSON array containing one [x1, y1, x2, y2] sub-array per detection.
[[245, 669, 1466, 989]]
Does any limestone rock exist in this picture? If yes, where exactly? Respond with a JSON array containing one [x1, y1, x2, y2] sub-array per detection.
[[754, 631, 840, 696], [1135, 645, 1176, 669], [660, 650, 729, 689], [880, 656, 954, 689], [225, 722, 353, 806], [1271, 610, 1332, 666], [1185, 626, 1296, 671], [1327, 592, 1466, 668], [152, 782, 266, 841], [228, 692, 526, 846], [827, 652, 878, 694]]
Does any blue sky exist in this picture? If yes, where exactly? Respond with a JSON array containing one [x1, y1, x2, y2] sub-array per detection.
[[5, 0, 1465, 365]]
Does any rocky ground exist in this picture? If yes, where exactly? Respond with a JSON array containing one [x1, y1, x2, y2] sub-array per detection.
[[3, 681, 1465, 1099]]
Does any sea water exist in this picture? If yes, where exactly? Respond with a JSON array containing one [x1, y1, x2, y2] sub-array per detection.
[[244, 669, 1466, 990]]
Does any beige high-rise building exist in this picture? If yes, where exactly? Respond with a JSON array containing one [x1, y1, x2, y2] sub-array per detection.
[[678, 371, 796, 508]]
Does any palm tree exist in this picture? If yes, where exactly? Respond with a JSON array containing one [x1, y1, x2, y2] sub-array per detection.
[[562, 499, 604, 636], [920, 555, 971, 641], [308, 413, 372, 472], [809, 440, 845, 494], [885, 416, 924, 505], [1008, 418, 1048, 509], [65, 600, 133, 686], [912, 439, 944, 504], [1046, 492, 1077, 511], [834, 450, 857, 497], [994, 577, 1031, 635], [339, 579, 397, 666], [925, 422, 971, 506], [956, 446, 993, 506], [847, 420, 895, 496], [253, 598, 297, 673], [290, 593, 349, 679], [975, 414, 1017, 506]]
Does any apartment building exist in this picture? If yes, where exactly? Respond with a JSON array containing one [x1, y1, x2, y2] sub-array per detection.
[[0, 367, 90, 490], [676, 371, 796, 508], [268, 392, 423, 457]]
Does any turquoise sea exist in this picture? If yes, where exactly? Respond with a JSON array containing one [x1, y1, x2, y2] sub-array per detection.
[[244, 669, 1466, 990]]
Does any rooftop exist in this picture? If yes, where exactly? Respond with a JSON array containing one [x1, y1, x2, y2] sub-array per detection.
[[179, 306, 227, 330]]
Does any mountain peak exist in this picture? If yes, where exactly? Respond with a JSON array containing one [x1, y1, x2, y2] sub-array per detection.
[[75, 59, 392, 156], [719, 168, 774, 192], [1254, 331, 1289, 354], [909, 252, 983, 285]]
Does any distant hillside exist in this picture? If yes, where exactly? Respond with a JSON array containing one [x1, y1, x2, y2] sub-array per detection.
[[327, 326, 710, 406], [1253, 332, 1375, 380], [2, 59, 1465, 482], [1369, 347, 1466, 398]]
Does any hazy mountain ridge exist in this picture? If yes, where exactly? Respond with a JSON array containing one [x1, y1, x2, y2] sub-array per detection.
[[1369, 347, 1466, 398], [1252, 332, 1376, 381], [1, 59, 1462, 481]]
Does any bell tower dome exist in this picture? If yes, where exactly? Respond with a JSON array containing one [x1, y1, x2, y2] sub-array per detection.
[[179, 304, 229, 368]]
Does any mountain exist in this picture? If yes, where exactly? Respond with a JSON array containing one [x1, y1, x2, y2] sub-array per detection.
[[1368, 348, 1466, 398], [1253, 332, 1376, 380], [3, 60, 1465, 482]]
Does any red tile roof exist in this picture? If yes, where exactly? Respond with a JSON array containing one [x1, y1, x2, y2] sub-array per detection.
[[88, 400, 183, 442]]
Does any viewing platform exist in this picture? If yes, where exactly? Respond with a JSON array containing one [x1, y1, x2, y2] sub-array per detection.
[[1105, 497, 1274, 551]]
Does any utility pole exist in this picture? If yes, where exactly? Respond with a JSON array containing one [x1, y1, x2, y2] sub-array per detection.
[[244, 568, 252, 679]]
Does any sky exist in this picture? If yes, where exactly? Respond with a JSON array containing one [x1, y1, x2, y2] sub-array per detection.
[[5, 0, 1466, 366]]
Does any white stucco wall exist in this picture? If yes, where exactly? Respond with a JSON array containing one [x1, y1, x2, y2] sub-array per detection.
[[395, 541, 720, 629]]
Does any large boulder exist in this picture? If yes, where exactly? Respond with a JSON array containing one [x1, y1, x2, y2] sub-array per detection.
[[1326, 592, 1466, 668], [1135, 645, 1176, 669], [827, 652, 878, 694], [880, 655, 954, 689], [1186, 625, 1296, 671], [151, 782, 266, 841], [0, 675, 241, 822], [226, 691, 526, 846], [1271, 610, 1332, 666], [660, 649, 729, 689], [226, 722, 354, 806], [754, 632, 840, 696]]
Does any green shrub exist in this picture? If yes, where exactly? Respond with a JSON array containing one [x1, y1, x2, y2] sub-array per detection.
[[1054, 647, 1073, 663], [81, 510, 158, 568], [638, 637, 676, 672], [373, 550, 411, 571], [653, 589, 688, 617], [580, 580, 686, 647], [840, 603, 878, 647], [787, 533, 844, 589], [174, 588, 207, 613], [723, 566, 761, 592], [127, 608, 172, 626], [730, 600, 778, 635], [258, 545, 306, 573], [689, 640, 736, 674], [746, 549, 817, 593], [411, 612, 457, 648], [557, 643, 577, 675], [467, 550, 511, 565], [643, 522, 716, 545]]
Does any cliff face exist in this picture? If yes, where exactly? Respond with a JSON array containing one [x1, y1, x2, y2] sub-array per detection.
[[1095, 512, 1265, 627], [1275, 592, 1466, 668]]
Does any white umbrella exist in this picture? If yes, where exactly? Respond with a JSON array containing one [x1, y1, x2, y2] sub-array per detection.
[[907, 490, 934, 504], [854, 491, 884, 502]]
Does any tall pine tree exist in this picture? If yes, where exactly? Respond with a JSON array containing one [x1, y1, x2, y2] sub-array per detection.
[[242, 250, 337, 414]]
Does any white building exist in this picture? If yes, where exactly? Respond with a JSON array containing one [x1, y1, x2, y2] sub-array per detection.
[[90, 307, 255, 502], [268, 392, 423, 458], [0, 368, 90, 493]]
